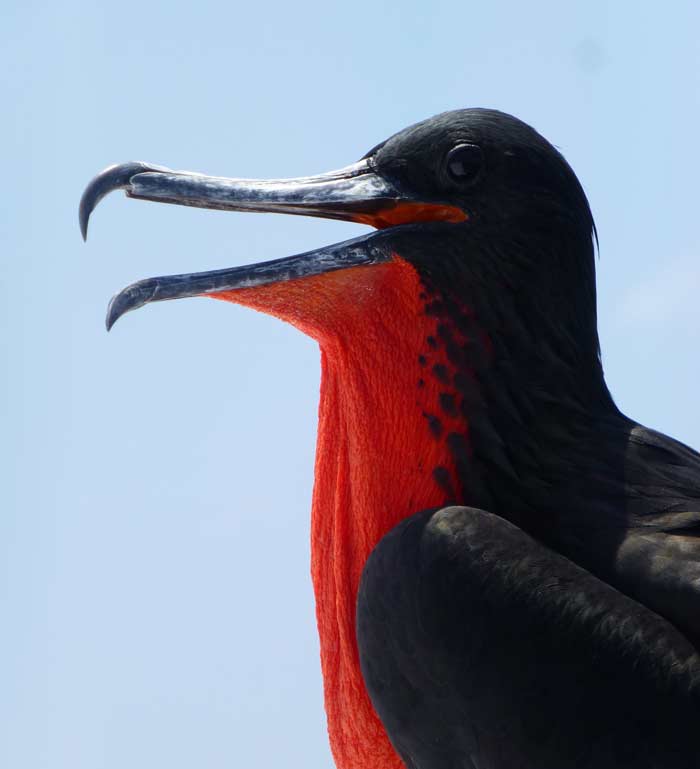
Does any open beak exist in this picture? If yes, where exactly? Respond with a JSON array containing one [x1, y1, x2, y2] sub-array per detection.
[[79, 159, 466, 329]]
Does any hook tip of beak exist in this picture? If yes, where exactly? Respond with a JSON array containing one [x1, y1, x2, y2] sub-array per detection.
[[80, 161, 169, 242]]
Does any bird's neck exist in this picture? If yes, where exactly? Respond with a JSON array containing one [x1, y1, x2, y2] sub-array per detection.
[[215, 241, 614, 769], [308, 251, 616, 769], [308, 259, 463, 769]]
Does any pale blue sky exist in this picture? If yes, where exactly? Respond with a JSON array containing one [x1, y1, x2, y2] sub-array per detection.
[[3, 2, 700, 768]]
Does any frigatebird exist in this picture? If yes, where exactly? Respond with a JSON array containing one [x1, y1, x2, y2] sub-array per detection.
[[80, 110, 700, 769]]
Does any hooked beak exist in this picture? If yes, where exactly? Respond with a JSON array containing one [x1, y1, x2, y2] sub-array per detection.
[[80, 159, 466, 330]]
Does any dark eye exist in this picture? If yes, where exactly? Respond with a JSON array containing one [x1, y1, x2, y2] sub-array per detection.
[[446, 143, 483, 183]]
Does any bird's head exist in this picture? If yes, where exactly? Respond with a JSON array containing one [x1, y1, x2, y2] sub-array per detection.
[[370, 109, 593, 236], [81, 109, 597, 354]]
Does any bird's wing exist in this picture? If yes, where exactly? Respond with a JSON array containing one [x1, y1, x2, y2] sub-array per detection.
[[357, 506, 700, 769]]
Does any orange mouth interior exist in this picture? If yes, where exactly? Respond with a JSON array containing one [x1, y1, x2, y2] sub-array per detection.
[[351, 201, 467, 229]]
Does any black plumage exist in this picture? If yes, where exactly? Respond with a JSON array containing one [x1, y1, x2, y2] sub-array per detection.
[[358, 507, 700, 769]]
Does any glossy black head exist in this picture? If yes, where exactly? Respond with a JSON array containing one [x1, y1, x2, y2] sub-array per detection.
[[362, 111, 601, 387], [371, 108, 595, 240]]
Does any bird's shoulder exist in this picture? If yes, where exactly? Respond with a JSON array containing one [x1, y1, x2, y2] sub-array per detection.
[[625, 422, 700, 505]]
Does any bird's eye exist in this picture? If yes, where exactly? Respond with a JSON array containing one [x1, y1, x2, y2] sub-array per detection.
[[446, 144, 483, 183]]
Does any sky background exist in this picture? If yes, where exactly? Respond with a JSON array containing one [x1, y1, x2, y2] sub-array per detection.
[[3, 2, 700, 767]]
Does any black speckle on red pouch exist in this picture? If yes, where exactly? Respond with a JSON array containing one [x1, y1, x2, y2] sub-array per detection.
[[439, 392, 459, 418], [431, 363, 450, 384], [433, 465, 457, 500], [423, 412, 444, 439]]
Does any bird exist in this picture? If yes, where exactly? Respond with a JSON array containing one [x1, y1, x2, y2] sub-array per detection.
[[80, 109, 700, 769]]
